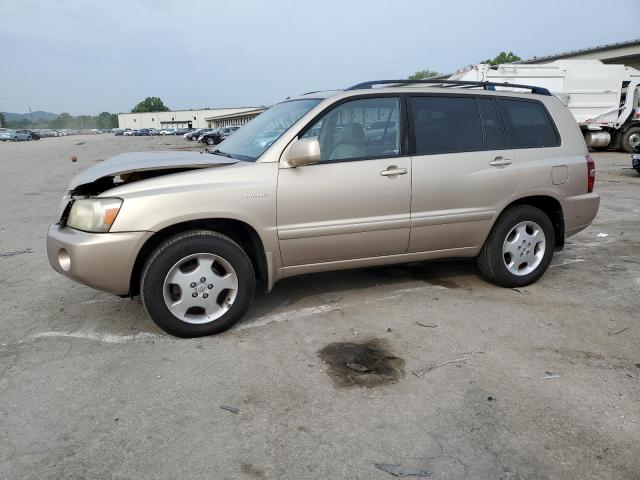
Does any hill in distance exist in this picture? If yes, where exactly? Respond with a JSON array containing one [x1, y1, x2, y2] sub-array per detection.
[[2, 111, 59, 122]]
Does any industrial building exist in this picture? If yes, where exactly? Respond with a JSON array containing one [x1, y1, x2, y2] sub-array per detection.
[[117, 107, 265, 130], [522, 38, 640, 69]]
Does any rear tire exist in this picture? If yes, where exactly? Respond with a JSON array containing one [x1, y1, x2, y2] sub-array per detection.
[[141, 231, 255, 337], [621, 126, 640, 153], [477, 205, 555, 287]]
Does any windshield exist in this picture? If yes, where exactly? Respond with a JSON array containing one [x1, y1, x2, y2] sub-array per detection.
[[212, 98, 321, 161]]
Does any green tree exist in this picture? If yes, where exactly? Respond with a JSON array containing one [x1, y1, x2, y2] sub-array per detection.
[[131, 97, 170, 113], [96, 111, 117, 129], [482, 51, 521, 66], [49, 112, 73, 129], [0, 112, 5, 127], [408, 69, 441, 80]]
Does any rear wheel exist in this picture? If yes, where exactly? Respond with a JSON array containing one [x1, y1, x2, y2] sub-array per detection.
[[477, 205, 555, 287], [141, 231, 255, 337], [621, 126, 640, 153]]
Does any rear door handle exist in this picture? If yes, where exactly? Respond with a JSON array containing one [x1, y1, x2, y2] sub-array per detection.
[[380, 166, 408, 176], [489, 157, 512, 167]]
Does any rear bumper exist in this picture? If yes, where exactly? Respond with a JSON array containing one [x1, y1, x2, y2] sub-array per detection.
[[561, 192, 600, 237], [47, 224, 152, 296]]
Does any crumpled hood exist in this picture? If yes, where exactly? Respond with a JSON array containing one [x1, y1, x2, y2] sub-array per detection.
[[69, 151, 238, 190]]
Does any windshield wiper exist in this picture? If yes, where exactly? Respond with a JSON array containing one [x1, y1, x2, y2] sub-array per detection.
[[210, 148, 255, 162], [211, 148, 233, 158]]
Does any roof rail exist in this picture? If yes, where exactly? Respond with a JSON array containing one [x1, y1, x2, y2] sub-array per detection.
[[346, 79, 551, 96]]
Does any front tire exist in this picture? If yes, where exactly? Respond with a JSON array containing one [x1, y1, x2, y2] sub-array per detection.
[[477, 205, 554, 287], [141, 231, 255, 337]]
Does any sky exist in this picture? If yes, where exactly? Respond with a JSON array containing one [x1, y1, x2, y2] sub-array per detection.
[[1, 0, 638, 115]]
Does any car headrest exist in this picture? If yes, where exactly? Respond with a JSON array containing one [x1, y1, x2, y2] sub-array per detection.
[[340, 123, 364, 144]]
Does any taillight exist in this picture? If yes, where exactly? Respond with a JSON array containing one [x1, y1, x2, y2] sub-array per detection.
[[586, 154, 595, 193]]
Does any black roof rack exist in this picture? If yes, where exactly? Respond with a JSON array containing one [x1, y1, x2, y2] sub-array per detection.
[[346, 79, 551, 96]]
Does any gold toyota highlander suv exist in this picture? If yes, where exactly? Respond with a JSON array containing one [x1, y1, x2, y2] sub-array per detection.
[[47, 80, 600, 337]]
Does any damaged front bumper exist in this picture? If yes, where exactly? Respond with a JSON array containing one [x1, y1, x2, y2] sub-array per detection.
[[47, 224, 152, 296]]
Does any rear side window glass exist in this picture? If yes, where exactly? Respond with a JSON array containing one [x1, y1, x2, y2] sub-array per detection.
[[410, 96, 483, 155], [477, 98, 507, 150], [496, 99, 559, 148]]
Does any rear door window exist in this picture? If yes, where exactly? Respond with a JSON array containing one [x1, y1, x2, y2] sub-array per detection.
[[410, 96, 483, 155], [496, 98, 559, 148]]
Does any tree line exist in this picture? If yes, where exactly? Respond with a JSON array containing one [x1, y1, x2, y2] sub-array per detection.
[[0, 111, 119, 130], [0, 96, 170, 130]]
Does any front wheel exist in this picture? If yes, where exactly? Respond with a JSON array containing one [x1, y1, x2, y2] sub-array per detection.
[[206, 137, 215, 145], [477, 205, 555, 287], [141, 231, 256, 337]]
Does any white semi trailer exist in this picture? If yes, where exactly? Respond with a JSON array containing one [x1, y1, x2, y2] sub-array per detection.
[[450, 60, 640, 152]]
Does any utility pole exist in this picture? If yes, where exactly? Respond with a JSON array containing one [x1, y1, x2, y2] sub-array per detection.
[[0, 97, 7, 127]]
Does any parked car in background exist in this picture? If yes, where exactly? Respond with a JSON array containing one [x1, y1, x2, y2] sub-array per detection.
[[632, 144, 640, 174], [35, 129, 61, 138], [364, 120, 397, 143], [160, 128, 177, 135], [46, 79, 600, 337], [123, 129, 135, 136], [199, 126, 241, 145], [197, 128, 220, 143], [133, 129, 151, 136], [113, 129, 124, 136], [0, 128, 13, 141], [185, 128, 212, 141], [27, 130, 40, 140], [8, 130, 33, 141]]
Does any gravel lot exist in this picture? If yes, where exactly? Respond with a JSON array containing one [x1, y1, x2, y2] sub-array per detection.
[[1, 135, 639, 479]]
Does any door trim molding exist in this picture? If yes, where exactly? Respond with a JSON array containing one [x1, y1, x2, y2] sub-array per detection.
[[278, 216, 411, 240], [411, 210, 495, 228]]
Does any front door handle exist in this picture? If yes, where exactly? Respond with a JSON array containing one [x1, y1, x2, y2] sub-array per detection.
[[489, 157, 512, 167], [380, 166, 408, 176]]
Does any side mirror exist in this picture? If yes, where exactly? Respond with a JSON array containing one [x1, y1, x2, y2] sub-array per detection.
[[286, 137, 320, 167]]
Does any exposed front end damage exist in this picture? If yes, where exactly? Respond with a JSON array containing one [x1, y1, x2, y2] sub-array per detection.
[[48, 151, 239, 295], [57, 150, 238, 226]]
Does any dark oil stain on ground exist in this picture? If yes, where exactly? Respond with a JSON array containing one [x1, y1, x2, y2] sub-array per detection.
[[318, 338, 405, 388], [240, 463, 265, 478]]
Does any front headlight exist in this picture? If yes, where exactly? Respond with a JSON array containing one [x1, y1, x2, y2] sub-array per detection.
[[66, 198, 123, 233]]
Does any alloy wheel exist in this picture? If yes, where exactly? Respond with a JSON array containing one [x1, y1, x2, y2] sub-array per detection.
[[502, 221, 546, 276], [162, 253, 238, 324]]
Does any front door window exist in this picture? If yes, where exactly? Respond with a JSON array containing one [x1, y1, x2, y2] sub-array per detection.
[[302, 97, 400, 162]]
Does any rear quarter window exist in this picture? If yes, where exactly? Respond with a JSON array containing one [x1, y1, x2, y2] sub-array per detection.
[[496, 98, 560, 148]]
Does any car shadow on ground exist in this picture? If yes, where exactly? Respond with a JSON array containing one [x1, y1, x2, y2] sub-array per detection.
[[47, 259, 481, 337], [241, 259, 481, 325]]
